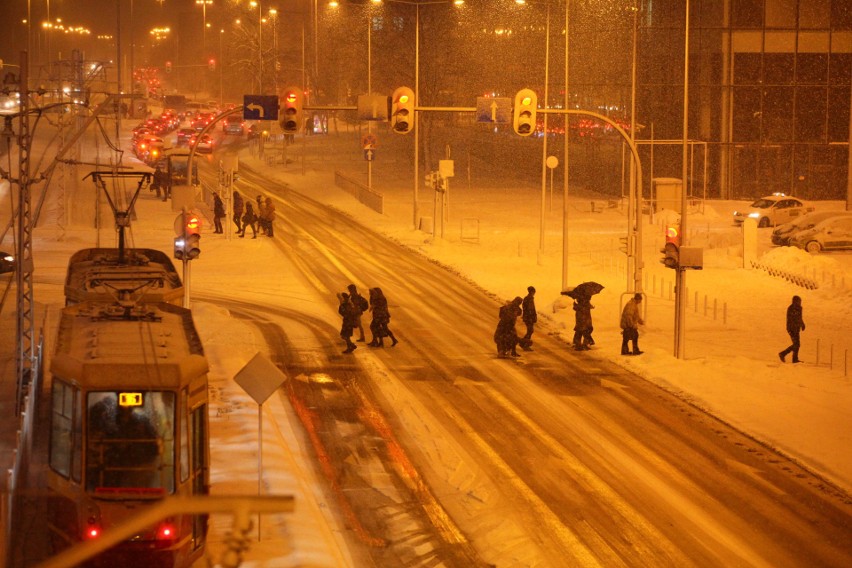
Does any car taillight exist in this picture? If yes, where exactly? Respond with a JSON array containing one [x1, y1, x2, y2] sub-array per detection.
[[84, 524, 101, 539], [157, 523, 175, 540]]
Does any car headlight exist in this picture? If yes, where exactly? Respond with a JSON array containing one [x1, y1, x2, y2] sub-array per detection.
[[748, 212, 760, 218]]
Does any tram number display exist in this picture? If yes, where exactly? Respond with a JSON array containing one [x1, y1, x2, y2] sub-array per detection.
[[119, 392, 143, 407]]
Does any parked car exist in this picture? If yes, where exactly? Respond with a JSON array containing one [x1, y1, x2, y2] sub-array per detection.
[[732, 193, 815, 228], [0, 251, 15, 274], [772, 211, 852, 246], [789, 215, 852, 253]]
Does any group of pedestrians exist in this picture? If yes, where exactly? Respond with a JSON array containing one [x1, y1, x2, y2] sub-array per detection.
[[338, 283, 398, 354], [222, 190, 276, 239], [494, 286, 537, 357]]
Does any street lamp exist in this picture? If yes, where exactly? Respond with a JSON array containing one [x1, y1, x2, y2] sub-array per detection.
[[250, 0, 263, 93], [196, 0, 213, 56]]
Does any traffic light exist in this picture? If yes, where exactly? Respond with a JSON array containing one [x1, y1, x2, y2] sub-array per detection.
[[173, 236, 185, 260], [165, 61, 172, 73], [661, 224, 680, 269], [280, 87, 303, 134], [208, 58, 216, 71], [184, 212, 202, 260], [390, 87, 415, 134], [513, 88, 538, 136]]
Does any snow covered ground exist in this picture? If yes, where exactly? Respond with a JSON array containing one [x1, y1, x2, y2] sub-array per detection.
[[4, 118, 851, 566]]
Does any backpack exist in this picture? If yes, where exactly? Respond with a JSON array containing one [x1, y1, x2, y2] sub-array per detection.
[[357, 295, 369, 312]]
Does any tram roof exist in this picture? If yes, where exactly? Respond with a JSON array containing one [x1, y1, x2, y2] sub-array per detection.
[[51, 301, 208, 389], [64, 248, 183, 306]]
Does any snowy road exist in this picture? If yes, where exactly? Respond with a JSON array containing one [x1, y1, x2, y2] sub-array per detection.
[[193, 164, 852, 567]]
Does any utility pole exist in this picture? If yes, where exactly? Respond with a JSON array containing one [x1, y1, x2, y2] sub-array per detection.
[[15, 51, 35, 414]]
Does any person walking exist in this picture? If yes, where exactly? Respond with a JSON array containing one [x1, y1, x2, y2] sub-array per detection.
[[212, 192, 225, 234], [521, 286, 537, 350], [573, 297, 595, 350], [368, 287, 398, 347], [255, 195, 267, 235], [232, 190, 244, 234], [779, 295, 805, 363], [494, 297, 523, 357], [239, 201, 258, 238], [347, 284, 368, 342], [263, 197, 276, 237], [620, 293, 644, 355], [338, 293, 359, 353]]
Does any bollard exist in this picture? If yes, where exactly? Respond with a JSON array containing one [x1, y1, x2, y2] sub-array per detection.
[[694, 291, 698, 312], [816, 338, 820, 366], [713, 298, 717, 320], [829, 344, 833, 370], [723, 302, 727, 325], [704, 295, 708, 317]]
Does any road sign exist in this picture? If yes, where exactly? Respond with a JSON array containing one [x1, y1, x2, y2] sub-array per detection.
[[364, 148, 375, 161], [243, 95, 279, 120], [476, 97, 511, 124], [357, 94, 390, 121], [361, 133, 377, 150]]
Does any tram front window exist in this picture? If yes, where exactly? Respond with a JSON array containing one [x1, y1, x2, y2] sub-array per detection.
[[86, 392, 176, 494]]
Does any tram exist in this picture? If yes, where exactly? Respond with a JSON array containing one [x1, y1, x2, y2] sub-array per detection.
[[45, 284, 209, 567]]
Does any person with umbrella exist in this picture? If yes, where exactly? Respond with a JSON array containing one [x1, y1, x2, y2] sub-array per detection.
[[562, 282, 604, 351]]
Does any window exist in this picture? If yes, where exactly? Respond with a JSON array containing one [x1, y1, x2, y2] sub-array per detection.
[[800, 0, 831, 29], [86, 391, 176, 494], [49, 380, 79, 480], [795, 87, 827, 142], [732, 0, 764, 28], [797, 54, 828, 84]]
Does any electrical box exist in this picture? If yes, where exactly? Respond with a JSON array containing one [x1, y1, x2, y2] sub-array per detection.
[[679, 246, 704, 269]]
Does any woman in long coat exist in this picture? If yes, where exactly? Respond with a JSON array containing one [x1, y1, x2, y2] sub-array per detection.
[[338, 293, 359, 353], [494, 297, 523, 357], [572, 297, 595, 350], [368, 288, 398, 347]]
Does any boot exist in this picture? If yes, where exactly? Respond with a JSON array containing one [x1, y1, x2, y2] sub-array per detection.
[[779, 351, 786, 362], [389, 333, 398, 346]]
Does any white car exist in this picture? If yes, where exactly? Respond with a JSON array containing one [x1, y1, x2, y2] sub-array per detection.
[[789, 215, 852, 253], [732, 193, 815, 228], [772, 211, 852, 246]]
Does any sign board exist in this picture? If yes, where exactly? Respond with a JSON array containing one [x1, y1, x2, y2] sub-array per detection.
[[357, 94, 390, 121], [234, 352, 289, 405], [475, 97, 511, 124], [243, 95, 279, 121], [361, 133, 377, 150], [364, 149, 375, 161], [171, 185, 196, 212], [439, 160, 454, 178]]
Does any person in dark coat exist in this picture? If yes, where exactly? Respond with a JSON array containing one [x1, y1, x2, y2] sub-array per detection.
[[255, 195, 267, 235], [572, 297, 595, 350], [262, 197, 276, 237], [151, 165, 165, 199], [347, 284, 368, 342], [494, 297, 523, 357], [232, 191, 244, 234], [212, 192, 225, 234], [239, 201, 258, 238], [521, 286, 537, 350], [338, 293, 359, 353], [779, 295, 805, 363], [620, 293, 644, 355], [368, 287, 398, 347]]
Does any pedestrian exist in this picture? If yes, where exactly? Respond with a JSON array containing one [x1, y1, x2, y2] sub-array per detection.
[[779, 295, 805, 363], [151, 165, 165, 199], [255, 195, 267, 235], [521, 286, 537, 350], [494, 297, 523, 357], [232, 190, 244, 234], [338, 293, 359, 353], [368, 287, 398, 347], [212, 192, 225, 234], [263, 197, 276, 237], [573, 297, 595, 350], [620, 293, 644, 355], [239, 201, 257, 238], [346, 284, 368, 342]]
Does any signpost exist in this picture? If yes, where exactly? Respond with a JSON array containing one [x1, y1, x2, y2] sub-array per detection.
[[475, 96, 511, 124], [243, 95, 279, 121]]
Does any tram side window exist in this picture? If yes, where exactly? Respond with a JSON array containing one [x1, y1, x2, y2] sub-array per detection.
[[180, 388, 189, 483], [49, 380, 80, 481]]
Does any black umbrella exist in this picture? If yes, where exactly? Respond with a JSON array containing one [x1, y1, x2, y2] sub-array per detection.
[[561, 281, 605, 300]]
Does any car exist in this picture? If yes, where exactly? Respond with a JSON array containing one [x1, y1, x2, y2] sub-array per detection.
[[190, 133, 214, 153], [175, 128, 196, 147], [771, 210, 852, 246], [732, 193, 815, 228], [0, 251, 15, 274], [789, 215, 852, 253], [223, 115, 245, 135]]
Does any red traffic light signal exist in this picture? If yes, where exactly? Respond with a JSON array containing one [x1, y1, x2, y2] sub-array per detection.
[[208, 58, 216, 71], [280, 87, 303, 134], [661, 224, 680, 269], [165, 61, 172, 73]]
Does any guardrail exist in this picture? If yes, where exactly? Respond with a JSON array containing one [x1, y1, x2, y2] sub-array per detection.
[[333, 171, 383, 214]]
